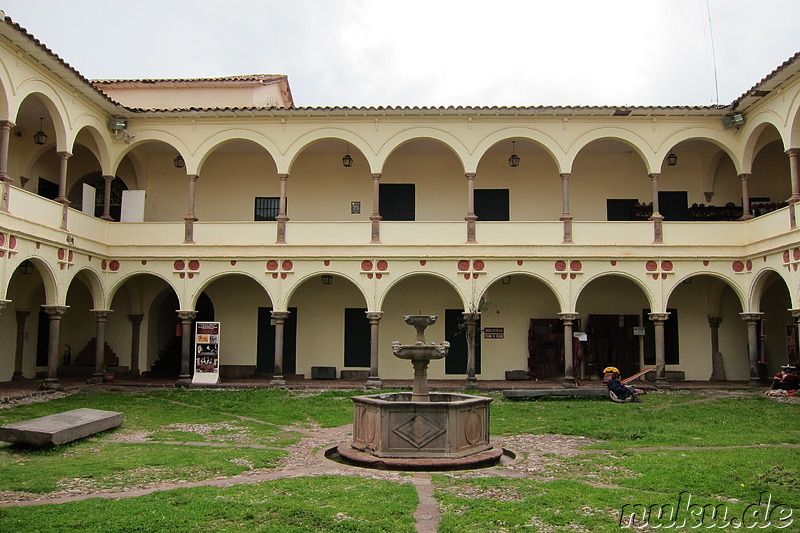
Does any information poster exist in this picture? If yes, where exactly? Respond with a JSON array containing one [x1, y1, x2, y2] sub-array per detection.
[[192, 321, 220, 384]]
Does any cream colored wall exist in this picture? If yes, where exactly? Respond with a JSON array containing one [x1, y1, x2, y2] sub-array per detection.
[[571, 152, 651, 220], [142, 154, 192, 222], [196, 152, 279, 221], [751, 141, 791, 202], [668, 278, 718, 380], [762, 277, 793, 376], [288, 152, 372, 221], [478, 276, 561, 378], [98, 84, 288, 110], [382, 153, 465, 221], [718, 287, 749, 380], [203, 276, 272, 366]]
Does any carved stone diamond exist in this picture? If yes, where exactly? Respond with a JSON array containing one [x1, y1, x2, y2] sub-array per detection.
[[392, 414, 445, 448]]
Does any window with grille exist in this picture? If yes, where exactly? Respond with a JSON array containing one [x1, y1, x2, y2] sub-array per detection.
[[254, 197, 282, 221]]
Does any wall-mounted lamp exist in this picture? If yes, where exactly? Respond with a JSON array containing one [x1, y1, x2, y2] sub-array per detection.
[[173, 155, 185, 168], [19, 260, 34, 275], [508, 140, 520, 167], [667, 153, 678, 166], [321, 274, 334, 285], [342, 143, 353, 168], [501, 275, 512, 285], [33, 117, 47, 145]]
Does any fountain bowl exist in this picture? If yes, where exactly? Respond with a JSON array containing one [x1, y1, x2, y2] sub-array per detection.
[[391, 341, 449, 361]]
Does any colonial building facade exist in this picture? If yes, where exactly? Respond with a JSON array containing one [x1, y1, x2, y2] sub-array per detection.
[[1, 15, 800, 387]]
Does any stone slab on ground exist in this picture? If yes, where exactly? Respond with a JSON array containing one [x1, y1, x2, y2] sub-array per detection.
[[503, 388, 609, 400], [0, 408, 123, 447]]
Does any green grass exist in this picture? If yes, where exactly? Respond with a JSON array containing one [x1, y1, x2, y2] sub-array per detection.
[[0, 476, 418, 533]]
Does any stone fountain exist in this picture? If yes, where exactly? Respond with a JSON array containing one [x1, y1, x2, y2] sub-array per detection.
[[335, 315, 503, 469]]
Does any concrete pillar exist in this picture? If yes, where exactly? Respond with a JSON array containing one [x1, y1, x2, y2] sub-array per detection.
[[648, 312, 670, 387], [708, 316, 726, 381], [366, 311, 383, 388], [649, 173, 663, 243], [100, 175, 114, 221], [786, 148, 800, 202], [91, 310, 112, 380], [276, 173, 289, 244], [56, 152, 71, 230], [129, 314, 144, 376], [558, 312, 579, 388], [176, 310, 197, 386], [42, 305, 68, 387], [739, 173, 753, 220], [740, 312, 764, 384], [270, 310, 291, 387], [0, 120, 15, 213], [183, 174, 199, 243], [463, 312, 479, 387], [559, 173, 573, 243], [465, 173, 477, 243], [370, 173, 382, 244], [12, 310, 29, 381], [791, 309, 800, 365]]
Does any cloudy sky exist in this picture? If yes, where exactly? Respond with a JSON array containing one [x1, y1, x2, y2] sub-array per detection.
[[3, 1, 798, 108]]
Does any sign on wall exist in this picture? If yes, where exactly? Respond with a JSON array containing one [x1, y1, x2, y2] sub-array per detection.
[[192, 321, 220, 384], [483, 327, 504, 339]]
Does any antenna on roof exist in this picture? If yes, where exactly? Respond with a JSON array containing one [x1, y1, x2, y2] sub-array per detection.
[[706, 0, 720, 105]]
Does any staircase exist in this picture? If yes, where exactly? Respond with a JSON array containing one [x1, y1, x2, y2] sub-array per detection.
[[148, 336, 182, 378]]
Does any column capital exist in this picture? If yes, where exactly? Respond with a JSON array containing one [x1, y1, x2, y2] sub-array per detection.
[[15, 309, 30, 320], [0, 120, 15, 130], [187, 173, 199, 182], [270, 310, 291, 320], [648, 172, 661, 180], [0, 299, 9, 312], [707, 315, 723, 327], [365, 311, 383, 321], [791, 309, 800, 320], [129, 313, 144, 323], [465, 172, 476, 179], [557, 312, 580, 322], [738, 172, 752, 180], [559, 172, 571, 180], [786, 148, 800, 157], [56, 151, 72, 160], [102, 174, 114, 182], [371, 173, 381, 180], [177, 310, 197, 321], [42, 305, 69, 317], [462, 311, 480, 322], [278, 173, 289, 180], [91, 309, 113, 320], [740, 312, 764, 322], [648, 312, 670, 322]]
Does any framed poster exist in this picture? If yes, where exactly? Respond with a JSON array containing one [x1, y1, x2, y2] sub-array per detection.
[[192, 321, 220, 384]]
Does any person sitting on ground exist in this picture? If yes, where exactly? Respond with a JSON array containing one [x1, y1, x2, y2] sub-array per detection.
[[772, 365, 800, 390], [603, 366, 642, 403]]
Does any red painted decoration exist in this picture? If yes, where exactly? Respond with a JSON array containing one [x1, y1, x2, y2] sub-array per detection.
[[661, 273, 667, 280], [8, 235, 15, 249], [554, 260, 567, 271], [661, 260, 673, 271], [361, 260, 373, 271], [652, 274, 659, 280], [569, 273, 576, 279], [57, 248, 65, 260], [457, 260, 470, 271], [745, 260, 752, 271], [569, 260, 582, 271], [188, 260, 200, 271], [280, 272, 288, 279], [231, 260, 237, 266], [376, 273, 383, 279], [174, 260, 185, 270], [732, 261, 744, 273], [472, 260, 485, 271], [179, 272, 186, 279], [610, 260, 617, 266], [703, 260, 709, 266], [517, 260, 523, 266], [420, 260, 427, 266], [267, 260, 279, 271], [464, 274, 470, 280], [784, 250, 791, 263], [377, 260, 388, 271], [561, 273, 568, 280], [794, 248, 800, 261], [141, 260, 147, 265], [109, 260, 120, 271], [368, 273, 374, 279], [188, 273, 194, 279], [101, 260, 107, 270], [0, 233, 4, 246], [272, 273, 278, 279], [646, 260, 658, 271], [68, 251, 74, 262], [324, 260, 330, 266]]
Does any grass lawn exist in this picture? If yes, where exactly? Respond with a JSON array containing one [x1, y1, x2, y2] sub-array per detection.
[[0, 387, 796, 532]]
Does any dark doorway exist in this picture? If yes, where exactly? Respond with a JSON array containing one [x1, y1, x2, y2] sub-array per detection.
[[344, 308, 370, 367], [606, 199, 638, 221], [658, 191, 689, 221], [257, 307, 298, 375], [379, 184, 415, 221], [528, 318, 564, 379], [37, 177, 59, 200], [587, 314, 640, 378], [36, 310, 49, 367], [643, 309, 680, 365], [444, 309, 481, 374], [475, 189, 510, 221]]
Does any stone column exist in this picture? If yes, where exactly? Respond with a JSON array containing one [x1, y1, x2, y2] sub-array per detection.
[[370, 173, 382, 244], [739, 173, 753, 220], [91, 310, 112, 380], [558, 312, 579, 388], [365, 311, 383, 388], [786, 148, 800, 202], [276, 173, 289, 244], [649, 173, 663, 243], [0, 120, 15, 213], [183, 174, 199, 244], [463, 312, 479, 387], [465, 173, 477, 243], [740, 312, 764, 384], [100, 175, 114, 221], [42, 305, 68, 387], [270, 310, 291, 387], [559, 173, 573, 244], [648, 312, 670, 387], [12, 310, 29, 381], [56, 152, 71, 230], [129, 314, 144, 376], [791, 309, 800, 365], [176, 310, 197, 386], [708, 316, 726, 381]]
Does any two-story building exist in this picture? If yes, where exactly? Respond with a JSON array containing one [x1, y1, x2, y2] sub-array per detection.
[[1, 14, 799, 388]]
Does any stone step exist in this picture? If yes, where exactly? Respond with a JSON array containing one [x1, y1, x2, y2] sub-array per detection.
[[0, 408, 123, 447]]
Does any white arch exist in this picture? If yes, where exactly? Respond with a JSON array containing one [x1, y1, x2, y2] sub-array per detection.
[[574, 271, 657, 312], [194, 129, 282, 175], [565, 128, 655, 173], [748, 267, 791, 312], [5, 254, 61, 305], [189, 271, 274, 309], [284, 271, 369, 310], [12, 83, 70, 152], [284, 128, 377, 174], [656, 127, 742, 174], [68, 267, 106, 310], [375, 128, 469, 173], [378, 271, 468, 311], [480, 271, 566, 312], [110, 131, 188, 174], [107, 271, 180, 310], [70, 121, 114, 173], [470, 128, 566, 173], [664, 271, 747, 312], [740, 114, 787, 172]]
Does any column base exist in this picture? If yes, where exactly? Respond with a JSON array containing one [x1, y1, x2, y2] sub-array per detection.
[[562, 378, 577, 389], [175, 375, 192, 388], [749, 378, 762, 387], [655, 379, 669, 389], [465, 377, 478, 390], [40, 378, 63, 391], [365, 378, 382, 389], [269, 376, 286, 388], [88, 373, 104, 384], [11, 371, 23, 381]]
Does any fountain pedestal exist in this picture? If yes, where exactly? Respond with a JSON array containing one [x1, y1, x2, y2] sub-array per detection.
[[336, 315, 502, 470]]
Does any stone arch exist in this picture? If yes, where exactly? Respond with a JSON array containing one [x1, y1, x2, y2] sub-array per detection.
[[6, 255, 60, 305], [741, 113, 789, 168], [68, 267, 105, 310], [480, 271, 565, 312], [13, 88, 69, 152], [0, 55, 14, 121], [376, 129, 469, 173], [470, 129, 566, 173], [749, 267, 790, 311], [284, 271, 368, 310], [565, 128, 654, 173], [575, 271, 656, 312], [195, 131, 281, 175], [189, 271, 274, 309], [656, 128, 741, 174], [110, 132, 187, 174], [378, 271, 467, 311], [71, 122, 113, 173], [107, 271, 180, 310], [665, 272, 746, 313], [785, 87, 800, 148], [285, 129, 375, 174]]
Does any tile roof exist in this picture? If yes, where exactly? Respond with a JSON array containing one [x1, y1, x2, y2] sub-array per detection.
[[91, 74, 288, 85]]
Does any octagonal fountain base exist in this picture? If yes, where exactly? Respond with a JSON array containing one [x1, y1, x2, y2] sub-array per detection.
[[334, 392, 504, 470]]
